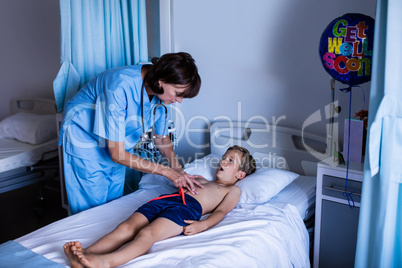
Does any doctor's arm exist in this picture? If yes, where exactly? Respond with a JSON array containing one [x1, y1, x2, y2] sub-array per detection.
[[107, 139, 203, 194], [152, 135, 181, 170]]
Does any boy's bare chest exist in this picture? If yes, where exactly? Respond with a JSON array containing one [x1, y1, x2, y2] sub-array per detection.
[[187, 182, 230, 212], [199, 181, 227, 194]]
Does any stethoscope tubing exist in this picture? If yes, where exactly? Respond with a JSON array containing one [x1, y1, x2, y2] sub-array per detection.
[[140, 83, 168, 142]]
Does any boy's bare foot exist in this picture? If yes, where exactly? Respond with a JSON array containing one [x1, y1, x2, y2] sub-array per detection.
[[70, 241, 84, 254], [63, 242, 84, 268], [75, 251, 109, 268]]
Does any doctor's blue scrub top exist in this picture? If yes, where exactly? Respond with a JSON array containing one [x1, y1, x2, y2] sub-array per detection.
[[58, 64, 170, 165], [58, 65, 170, 214]]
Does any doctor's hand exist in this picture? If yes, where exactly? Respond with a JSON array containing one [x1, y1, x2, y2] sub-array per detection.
[[167, 168, 204, 194]]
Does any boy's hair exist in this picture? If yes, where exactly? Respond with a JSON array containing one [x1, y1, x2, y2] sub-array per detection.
[[145, 52, 201, 98], [226, 145, 256, 175]]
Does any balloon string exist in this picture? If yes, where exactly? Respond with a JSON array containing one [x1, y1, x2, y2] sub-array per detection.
[[344, 88, 355, 209]]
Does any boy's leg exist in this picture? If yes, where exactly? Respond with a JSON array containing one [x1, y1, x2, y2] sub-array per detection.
[[75, 217, 183, 268], [82, 212, 150, 255]]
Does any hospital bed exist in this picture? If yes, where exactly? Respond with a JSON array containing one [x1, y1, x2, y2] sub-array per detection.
[[0, 121, 325, 267], [0, 98, 59, 195]]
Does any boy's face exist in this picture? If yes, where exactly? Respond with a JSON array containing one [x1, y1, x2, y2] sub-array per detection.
[[215, 149, 246, 183]]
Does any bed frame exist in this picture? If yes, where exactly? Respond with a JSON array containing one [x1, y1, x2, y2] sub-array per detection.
[[0, 98, 59, 199], [211, 120, 325, 263], [10, 98, 57, 115]]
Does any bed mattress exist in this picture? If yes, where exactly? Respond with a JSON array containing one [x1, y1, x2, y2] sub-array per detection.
[[10, 175, 314, 267], [14, 184, 310, 267], [0, 138, 58, 173]]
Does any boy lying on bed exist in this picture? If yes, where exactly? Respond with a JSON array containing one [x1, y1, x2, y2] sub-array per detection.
[[63, 145, 256, 268]]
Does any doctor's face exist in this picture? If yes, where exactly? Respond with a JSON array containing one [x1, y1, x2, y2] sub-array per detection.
[[157, 81, 186, 105]]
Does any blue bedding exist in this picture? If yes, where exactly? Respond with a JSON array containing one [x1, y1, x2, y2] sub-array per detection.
[[0, 240, 63, 268]]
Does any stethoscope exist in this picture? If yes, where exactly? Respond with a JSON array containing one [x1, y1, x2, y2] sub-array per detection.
[[139, 83, 168, 142]]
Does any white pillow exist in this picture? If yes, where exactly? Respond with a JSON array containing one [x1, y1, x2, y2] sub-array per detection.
[[236, 168, 299, 204], [0, 112, 57, 144], [183, 154, 220, 181]]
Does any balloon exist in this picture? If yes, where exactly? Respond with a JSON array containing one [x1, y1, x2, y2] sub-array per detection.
[[319, 13, 375, 87]]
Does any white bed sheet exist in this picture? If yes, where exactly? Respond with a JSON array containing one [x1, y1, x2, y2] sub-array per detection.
[[269, 175, 316, 220], [0, 138, 58, 173], [16, 178, 310, 267]]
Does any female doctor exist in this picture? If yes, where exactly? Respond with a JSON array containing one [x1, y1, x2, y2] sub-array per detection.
[[59, 52, 202, 214]]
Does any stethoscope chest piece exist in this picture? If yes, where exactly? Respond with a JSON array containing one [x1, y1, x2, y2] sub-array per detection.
[[140, 133, 149, 142]]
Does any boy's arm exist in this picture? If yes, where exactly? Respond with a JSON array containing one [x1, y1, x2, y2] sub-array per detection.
[[183, 186, 241, 236]]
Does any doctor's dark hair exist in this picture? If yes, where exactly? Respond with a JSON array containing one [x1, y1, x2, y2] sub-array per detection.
[[145, 52, 201, 98], [226, 145, 257, 176]]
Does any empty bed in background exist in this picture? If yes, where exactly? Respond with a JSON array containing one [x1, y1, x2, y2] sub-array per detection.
[[0, 98, 59, 193], [0, 121, 325, 267]]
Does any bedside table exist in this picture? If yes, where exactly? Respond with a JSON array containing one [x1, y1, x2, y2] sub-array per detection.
[[313, 161, 364, 268]]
